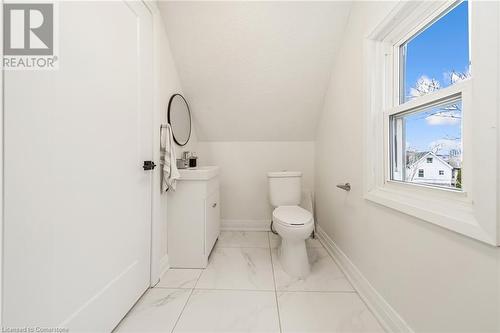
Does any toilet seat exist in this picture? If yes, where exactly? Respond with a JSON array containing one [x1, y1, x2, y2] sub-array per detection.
[[273, 205, 313, 226]]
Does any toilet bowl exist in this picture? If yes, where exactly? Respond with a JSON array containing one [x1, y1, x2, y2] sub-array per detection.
[[272, 205, 314, 278], [268, 171, 314, 278]]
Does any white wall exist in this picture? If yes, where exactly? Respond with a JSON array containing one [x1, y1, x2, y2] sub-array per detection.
[[197, 141, 314, 229], [159, 1, 351, 142], [153, 8, 198, 264], [315, 2, 500, 332], [159, 1, 336, 234], [156, 25, 198, 160]]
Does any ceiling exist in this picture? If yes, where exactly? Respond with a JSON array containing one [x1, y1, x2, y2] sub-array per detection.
[[159, 1, 352, 141]]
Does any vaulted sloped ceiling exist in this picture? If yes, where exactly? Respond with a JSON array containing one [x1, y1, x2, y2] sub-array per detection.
[[159, 1, 352, 141]]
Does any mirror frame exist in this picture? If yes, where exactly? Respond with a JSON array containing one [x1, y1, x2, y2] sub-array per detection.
[[167, 93, 192, 146]]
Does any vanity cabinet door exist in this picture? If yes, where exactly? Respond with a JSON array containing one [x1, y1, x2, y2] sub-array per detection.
[[205, 190, 220, 255]]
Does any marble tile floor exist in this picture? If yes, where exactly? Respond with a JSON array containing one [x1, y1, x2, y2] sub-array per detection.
[[115, 231, 384, 333]]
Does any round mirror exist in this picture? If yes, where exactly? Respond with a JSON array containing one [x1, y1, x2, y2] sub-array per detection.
[[168, 94, 192, 146]]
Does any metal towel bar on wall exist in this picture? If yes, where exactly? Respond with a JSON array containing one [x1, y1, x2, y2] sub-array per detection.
[[336, 183, 351, 191]]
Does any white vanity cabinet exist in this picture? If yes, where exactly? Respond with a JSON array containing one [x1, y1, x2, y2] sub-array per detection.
[[167, 166, 220, 268]]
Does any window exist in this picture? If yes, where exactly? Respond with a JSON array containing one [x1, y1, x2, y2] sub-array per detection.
[[390, 2, 466, 191], [364, 0, 500, 245], [400, 1, 469, 103], [390, 97, 463, 189]]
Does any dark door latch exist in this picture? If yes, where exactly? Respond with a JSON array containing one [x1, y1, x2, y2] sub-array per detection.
[[143, 161, 156, 171]]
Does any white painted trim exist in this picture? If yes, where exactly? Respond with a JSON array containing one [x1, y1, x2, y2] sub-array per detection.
[[221, 219, 271, 231], [160, 254, 170, 278], [387, 81, 465, 116], [143, 0, 162, 287], [315, 225, 414, 333]]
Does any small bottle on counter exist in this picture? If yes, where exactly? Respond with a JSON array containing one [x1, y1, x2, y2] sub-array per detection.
[[189, 153, 198, 168]]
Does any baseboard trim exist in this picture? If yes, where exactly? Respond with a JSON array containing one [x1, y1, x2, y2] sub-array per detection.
[[221, 219, 271, 231], [160, 254, 170, 277], [316, 225, 413, 333]]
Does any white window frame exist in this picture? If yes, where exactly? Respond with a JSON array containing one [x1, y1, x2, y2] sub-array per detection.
[[364, 0, 500, 246]]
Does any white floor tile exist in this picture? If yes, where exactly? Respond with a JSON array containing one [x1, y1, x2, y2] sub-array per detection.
[[277, 292, 384, 333], [306, 236, 323, 248], [114, 288, 191, 333], [269, 232, 323, 249], [272, 247, 354, 292], [196, 247, 275, 290], [156, 269, 202, 289], [217, 231, 270, 248], [174, 289, 280, 333]]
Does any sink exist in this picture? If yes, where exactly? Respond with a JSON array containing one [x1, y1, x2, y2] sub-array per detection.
[[178, 166, 219, 181]]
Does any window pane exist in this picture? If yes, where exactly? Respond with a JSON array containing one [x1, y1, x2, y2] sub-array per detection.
[[390, 98, 463, 190], [400, 1, 469, 103]]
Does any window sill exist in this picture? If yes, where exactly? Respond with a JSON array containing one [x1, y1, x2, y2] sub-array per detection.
[[364, 183, 496, 245]]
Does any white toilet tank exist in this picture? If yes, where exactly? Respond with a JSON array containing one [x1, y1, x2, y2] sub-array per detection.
[[268, 171, 302, 207]]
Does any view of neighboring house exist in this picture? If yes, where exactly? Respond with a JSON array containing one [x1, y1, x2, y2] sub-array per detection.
[[406, 151, 461, 188]]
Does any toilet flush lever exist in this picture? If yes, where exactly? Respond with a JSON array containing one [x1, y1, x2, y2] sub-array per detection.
[[336, 183, 351, 191]]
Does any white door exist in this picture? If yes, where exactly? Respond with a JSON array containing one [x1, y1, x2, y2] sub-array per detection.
[[3, 1, 153, 331]]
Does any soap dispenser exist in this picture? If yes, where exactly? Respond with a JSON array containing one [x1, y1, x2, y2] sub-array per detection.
[[189, 153, 198, 168]]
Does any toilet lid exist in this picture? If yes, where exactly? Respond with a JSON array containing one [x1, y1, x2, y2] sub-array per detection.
[[273, 206, 313, 226]]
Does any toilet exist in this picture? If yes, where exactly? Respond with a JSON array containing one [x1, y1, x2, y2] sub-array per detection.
[[268, 171, 314, 278]]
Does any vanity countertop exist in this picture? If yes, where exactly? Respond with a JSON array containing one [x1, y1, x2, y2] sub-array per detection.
[[178, 166, 219, 181]]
